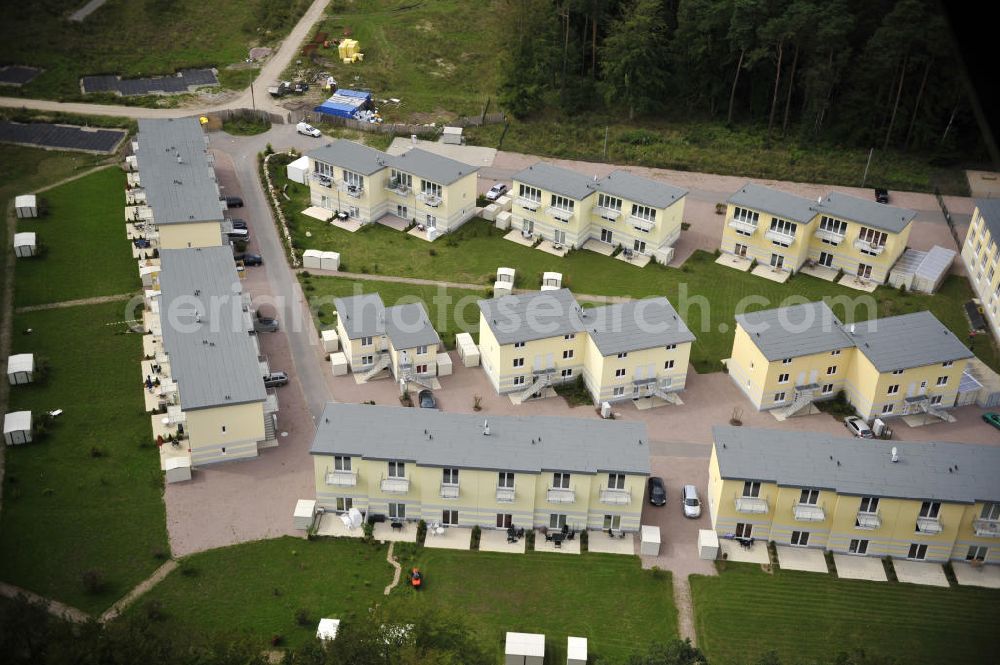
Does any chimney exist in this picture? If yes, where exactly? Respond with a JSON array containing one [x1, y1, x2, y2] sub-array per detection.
[[891, 446, 899, 463]]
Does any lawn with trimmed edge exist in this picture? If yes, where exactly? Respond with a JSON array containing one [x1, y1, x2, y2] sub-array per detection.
[[388, 547, 677, 664], [0, 301, 167, 615], [131, 537, 391, 648], [14, 166, 139, 308], [690, 563, 1000, 665]]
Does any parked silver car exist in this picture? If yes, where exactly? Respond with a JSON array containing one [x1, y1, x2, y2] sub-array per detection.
[[682, 484, 701, 518]]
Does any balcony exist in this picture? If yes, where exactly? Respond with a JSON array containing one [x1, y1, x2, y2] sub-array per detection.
[[387, 180, 410, 196], [855, 511, 882, 530], [792, 502, 826, 522], [546, 486, 576, 504], [593, 206, 621, 221], [417, 191, 441, 207], [814, 228, 846, 244], [629, 215, 655, 233], [973, 519, 1000, 538], [765, 228, 796, 245], [599, 487, 631, 505], [440, 483, 460, 499], [854, 238, 885, 255], [380, 477, 410, 494], [326, 470, 357, 487], [516, 197, 541, 211], [546, 206, 574, 222], [496, 485, 516, 503], [728, 218, 758, 235], [340, 183, 364, 199], [311, 173, 334, 188], [734, 496, 769, 514], [916, 516, 943, 534]]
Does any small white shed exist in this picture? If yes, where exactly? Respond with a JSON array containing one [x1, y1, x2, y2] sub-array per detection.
[[3, 411, 32, 445], [321, 328, 340, 352], [640, 525, 661, 556], [15, 194, 37, 219], [541, 272, 563, 291], [505, 632, 544, 665], [495, 210, 512, 230], [165, 456, 192, 483], [320, 251, 340, 271], [139, 263, 160, 288], [495, 266, 515, 296], [436, 352, 453, 377], [888, 245, 955, 294], [13, 232, 37, 258], [567, 637, 587, 665], [7, 353, 34, 385], [698, 529, 720, 560], [286, 155, 310, 184], [316, 617, 341, 641], [330, 352, 348, 376], [302, 249, 323, 269], [482, 204, 499, 222], [441, 126, 463, 145], [495, 195, 512, 212], [294, 499, 317, 530], [456, 333, 480, 367]]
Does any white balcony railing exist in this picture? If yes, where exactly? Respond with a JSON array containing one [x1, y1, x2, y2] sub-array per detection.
[[496, 485, 516, 503], [387, 180, 410, 196], [546, 206, 574, 222], [311, 173, 334, 188], [417, 191, 442, 207], [516, 197, 541, 211], [734, 496, 769, 514], [440, 483, 459, 499], [814, 228, 846, 243], [380, 477, 410, 494], [916, 516, 943, 534], [599, 487, 631, 505], [630, 216, 655, 232], [765, 229, 796, 245], [326, 470, 357, 487], [855, 511, 882, 530], [854, 239, 886, 255], [792, 502, 826, 522], [594, 206, 621, 221], [546, 486, 576, 504], [728, 218, 758, 235], [973, 519, 1000, 538]]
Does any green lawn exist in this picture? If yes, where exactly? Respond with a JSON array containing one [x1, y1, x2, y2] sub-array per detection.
[[301, 274, 486, 349], [132, 537, 391, 648], [691, 563, 1000, 665], [0, 301, 168, 614], [0, 0, 309, 102], [271, 161, 998, 372], [14, 166, 139, 308], [388, 547, 677, 664]]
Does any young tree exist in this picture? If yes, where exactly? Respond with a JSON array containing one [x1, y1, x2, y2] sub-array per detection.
[[600, 0, 673, 119], [726, 0, 764, 124]]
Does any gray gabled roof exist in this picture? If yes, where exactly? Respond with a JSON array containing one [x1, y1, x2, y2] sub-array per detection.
[[478, 289, 584, 344], [307, 139, 387, 176], [136, 118, 224, 226], [387, 148, 478, 186], [158, 247, 266, 411], [384, 303, 441, 349], [713, 426, 1000, 504], [334, 293, 385, 340], [848, 311, 973, 372], [974, 198, 1000, 242], [595, 171, 687, 209], [311, 403, 651, 475], [735, 301, 853, 360], [817, 191, 916, 234], [512, 162, 597, 201], [727, 183, 817, 224], [585, 298, 695, 355]]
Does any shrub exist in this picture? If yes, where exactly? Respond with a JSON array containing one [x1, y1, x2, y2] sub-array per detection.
[[525, 530, 535, 551], [145, 599, 165, 621], [151, 548, 169, 561], [416, 520, 427, 545], [429, 248, 437, 257], [362, 521, 374, 541], [470, 525, 481, 550], [580, 529, 588, 552], [271, 635, 285, 647], [473, 395, 483, 411], [81, 569, 106, 594], [179, 563, 198, 577], [295, 608, 311, 626], [89, 446, 105, 458]]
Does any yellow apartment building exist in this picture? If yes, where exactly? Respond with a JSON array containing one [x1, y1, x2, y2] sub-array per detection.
[[720, 183, 916, 283], [708, 426, 1000, 564], [310, 403, 650, 533], [131, 118, 225, 250], [511, 163, 688, 264], [477, 289, 695, 406], [727, 301, 973, 420], [334, 292, 442, 387], [156, 246, 277, 465], [961, 200, 1000, 342], [306, 139, 479, 237]]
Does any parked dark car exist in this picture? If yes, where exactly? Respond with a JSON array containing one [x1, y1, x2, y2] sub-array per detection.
[[874, 187, 889, 204], [254, 316, 279, 333], [648, 477, 667, 506], [263, 371, 289, 388], [228, 218, 248, 230], [223, 195, 244, 208], [418, 389, 437, 409], [983, 412, 1000, 430], [234, 252, 263, 266]]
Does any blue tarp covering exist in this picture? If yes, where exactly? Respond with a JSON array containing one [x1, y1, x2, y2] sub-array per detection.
[[314, 89, 372, 118]]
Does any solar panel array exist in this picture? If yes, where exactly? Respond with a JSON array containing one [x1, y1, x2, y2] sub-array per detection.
[[0, 121, 127, 153], [81, 68, 218, 96]]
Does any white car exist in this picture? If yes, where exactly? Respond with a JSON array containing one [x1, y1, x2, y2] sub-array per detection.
[[843, 415, 875, 439], [682, 484, 701, 518], [485, 183, 508, 201], [296, 122, 321, 138]]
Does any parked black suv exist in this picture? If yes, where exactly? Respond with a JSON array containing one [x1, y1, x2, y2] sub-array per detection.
[[223, 195, 244, 208], [234, 252, 263, 266], [874, 187, 889, 204]]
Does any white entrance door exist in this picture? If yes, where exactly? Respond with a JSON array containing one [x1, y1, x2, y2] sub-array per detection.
[[553, 229, 566, 245], [425, 214, 437, 229], [735, 243, 748, 257], [601, 228, 613, 244], [818, 251, 833, 267], [522, 218, 534, 234], [397, 204, 408, 218], [770, 254, 784, 269], [634, 239, 646, 254], [857, 263, 873, 279]]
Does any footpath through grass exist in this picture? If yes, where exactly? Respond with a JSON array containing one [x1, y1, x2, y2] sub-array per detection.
[[14, 166, 138, 308], [0, 301, 167, 615], [691, 563, 1000, 665]]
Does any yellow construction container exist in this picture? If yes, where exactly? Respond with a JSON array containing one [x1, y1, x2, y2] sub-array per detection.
[[338, 39, 360, 61]]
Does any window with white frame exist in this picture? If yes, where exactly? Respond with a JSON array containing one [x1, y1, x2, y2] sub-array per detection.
[[849, 539, 869, 554], [942, 360, 953, 367], [778, 373, 789, 383], [416, 345, 428, 354], [782, 358, 793, 364], [513, 357, 524, 368], [518, 184, 541, 203], [613, 386, 625, 396], [664, 360, 675, 370], [774, 391, 786, 402], [631, 204, 655, 222], [421, 180, 442, 198], [389, 170, 412, 188], [597, 194, 622, 211], [388, 461, 405, 478], [552, 472, 571, 489], [919, 501, 941, 518], [561, 368, 573, 377], [361, 355, 374, 365], [769, 218, 798, 238], [892, 369, 904, 375], [742, 481, 761, 498], [336, 497, 353, 512], [603, 514, 622, 530], [981, 503, 1000, 520], [549, 514, 567, 529], [790, 531, 809, 546], [388, 503, 405, 519], [313, 161, 333, 176], [442, 509, 458, 525], [887, 384, 899, 394], [615, 368, 626, 377], [827, 365, 837, 375], [930, 395, 942, 405], [512, 375, 525, 386], [799, 489, 819, 505], [936, 376, 948, 386], [562, 349, 574, 359], [361, 336, 373, 346], [334, 456, 351, 471], [859, 496, 880, 513], [617, 352, 628, 359], [967, 545, 987, 561], [514, 341, 525, 348], [818, 216, 848, 237], [442, 468, 459, 485], [665, 344, 676, 350], [832, 349, 841, 356], [821, 383, 833, 394], [550, 194, 575, 212], [882, 404, 894, 414], [858, 227, 887, 247], [498, 472, 514, 488], [564, 333, 575, 340], [343, 170, 363, 188], [608, 473, 626, 489], [732, 206, 759, 225]]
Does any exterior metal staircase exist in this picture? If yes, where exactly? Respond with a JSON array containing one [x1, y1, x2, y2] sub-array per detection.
[[397, 364, 434, 390], [773, 385, 817, 419], [653, 388, 683, 405], [360, 353, 391, 382], [519, 370, 552, 402]]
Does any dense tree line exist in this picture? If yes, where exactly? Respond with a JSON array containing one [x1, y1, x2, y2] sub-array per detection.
[[499, 0, 980, 154], [2, 595, 905, 665]]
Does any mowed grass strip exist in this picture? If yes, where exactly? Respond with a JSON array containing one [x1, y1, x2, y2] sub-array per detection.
[[690, 563, 1000, 665], [0, 301, 167, 614], [133, 537, 391, 648], [14, 166, 138, 308], [388, 548, 677, 663]]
